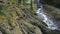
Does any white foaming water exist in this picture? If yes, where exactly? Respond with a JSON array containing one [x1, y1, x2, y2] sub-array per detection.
[[36, 6, 57, 30]]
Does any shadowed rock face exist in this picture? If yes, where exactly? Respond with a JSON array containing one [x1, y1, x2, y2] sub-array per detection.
[[41, 0, 60, 8]]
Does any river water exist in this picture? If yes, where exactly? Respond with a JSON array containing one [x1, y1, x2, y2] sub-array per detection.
[[36, 5, 58, 30]]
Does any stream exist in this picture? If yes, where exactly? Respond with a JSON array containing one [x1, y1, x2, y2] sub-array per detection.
[[36, 4, 58, 30]]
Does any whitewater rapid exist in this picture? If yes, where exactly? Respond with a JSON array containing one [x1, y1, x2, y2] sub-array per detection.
[[36, 5, 57, 30]]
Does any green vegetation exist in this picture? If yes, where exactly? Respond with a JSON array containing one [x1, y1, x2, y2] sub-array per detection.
[[0, 0, 60, 34]]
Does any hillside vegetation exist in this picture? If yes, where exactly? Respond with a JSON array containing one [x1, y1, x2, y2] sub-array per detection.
[[0, 0, 60, 34]]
